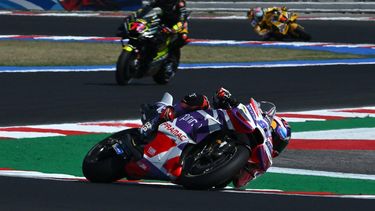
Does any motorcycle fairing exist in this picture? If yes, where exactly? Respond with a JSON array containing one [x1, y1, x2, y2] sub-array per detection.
[[272, 11, 300, 35], [175, 109, 231, 143], [123, 44, 135, 52], [249, 140, 273, 173], [126, 110, 230, 180], [126, 99, 274, 181], [225, 98, 264, 134], [125, 130, 186, 180], [153, 37, 171, 62], [128, 19, 150, 40], [126, 120, 194, 180], [129, 19, 148, 33]]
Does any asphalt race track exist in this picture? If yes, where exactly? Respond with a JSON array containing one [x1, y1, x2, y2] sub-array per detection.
[[1, 15, 375, 43], [1, 65, 375, 126], [1, 15, 375, 210], [1, 176, 374, 211]]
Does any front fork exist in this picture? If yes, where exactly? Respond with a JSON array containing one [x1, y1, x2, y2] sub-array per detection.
[[122, 42, 146, 77]]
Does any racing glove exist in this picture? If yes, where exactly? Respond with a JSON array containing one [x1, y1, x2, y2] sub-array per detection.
[[212, 87, 239, 109], [172, 22, 185, 33]]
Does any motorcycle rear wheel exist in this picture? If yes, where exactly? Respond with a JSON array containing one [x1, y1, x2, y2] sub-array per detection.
[[116, 50, 135, 85], [179, 138, 249, 190], [82, 139, 126, 182]]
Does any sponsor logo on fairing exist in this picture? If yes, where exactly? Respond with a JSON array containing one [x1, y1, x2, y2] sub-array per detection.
[[257, 119, 268, 130], [112, 143, 124, 155], [246, 105, 257, 122], [161, 122, 187, 141], [179, 114, 198, 126]]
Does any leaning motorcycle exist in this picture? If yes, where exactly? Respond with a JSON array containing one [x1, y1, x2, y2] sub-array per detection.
[[116, 15, 182, 85], [268, 11, 311, 41], [82, 93, 275, 189]]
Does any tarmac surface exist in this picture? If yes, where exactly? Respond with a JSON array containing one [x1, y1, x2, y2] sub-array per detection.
[[1, 176, 374, 211], [1, 66, 375, 126], [1, 15, 375, 43], [0, 14, 374, 210]]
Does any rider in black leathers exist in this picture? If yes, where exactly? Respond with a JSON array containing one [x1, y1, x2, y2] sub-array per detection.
[[117, 0, 189, 78]]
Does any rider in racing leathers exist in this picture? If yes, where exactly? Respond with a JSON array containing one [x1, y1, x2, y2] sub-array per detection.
[[247, 6, 288, 40], [117, 0, 189, 78], [138, 87, 291, 188]]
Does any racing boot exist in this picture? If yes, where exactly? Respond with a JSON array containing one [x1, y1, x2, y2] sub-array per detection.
[[232, 162, 260, 188], [162, 47, 180, 81], [163, 60, 176, 79]]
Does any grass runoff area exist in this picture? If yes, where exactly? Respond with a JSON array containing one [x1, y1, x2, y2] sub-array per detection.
[[0, 40, 368, 66], [1, 118, 375, 194], [0, 132, 374, 195]]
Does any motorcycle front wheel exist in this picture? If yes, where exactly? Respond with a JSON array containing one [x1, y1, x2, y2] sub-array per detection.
[[116, 50, 136, 85], [179, 138, 250, 190], [292, 26, 311, 41]]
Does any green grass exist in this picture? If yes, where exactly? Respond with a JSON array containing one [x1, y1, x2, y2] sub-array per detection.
[[0, 130, 375, 194], [0, 40, 121, 66], [247, 172, 375, 195], [289, 117, 375, 132], [181, 45, 366, 63], [0, 40, 367, 66], [0, 134, 108, 176]]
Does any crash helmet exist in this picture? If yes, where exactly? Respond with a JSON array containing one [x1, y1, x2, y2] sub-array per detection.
[[271, 116, 291, 155], [253, 7, 264, 22]]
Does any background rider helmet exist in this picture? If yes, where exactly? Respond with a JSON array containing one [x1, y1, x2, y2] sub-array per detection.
[[253, 7, 264, 22]]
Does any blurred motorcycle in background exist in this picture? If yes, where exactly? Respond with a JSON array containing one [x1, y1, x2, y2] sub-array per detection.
[[115, 14, 184, 85], [248, 7, 311, 41]]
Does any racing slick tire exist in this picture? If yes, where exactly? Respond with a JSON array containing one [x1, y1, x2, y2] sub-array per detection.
[[179, 138, 250, 190], [116, 50, 134, 85], [82, 129, 140, 183]]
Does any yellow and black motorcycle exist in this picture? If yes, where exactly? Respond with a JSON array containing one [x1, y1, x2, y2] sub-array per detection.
[[116, 15, 181, 85], [268, 10, 311, 41]]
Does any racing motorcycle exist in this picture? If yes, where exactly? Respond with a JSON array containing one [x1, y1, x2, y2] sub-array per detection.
[[267, 10, 311, 41], [115, 14, 182, 85], [82, 93, 275, 189]]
